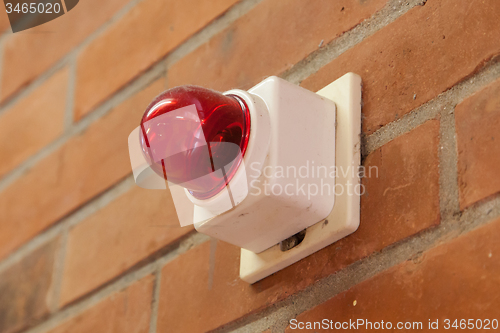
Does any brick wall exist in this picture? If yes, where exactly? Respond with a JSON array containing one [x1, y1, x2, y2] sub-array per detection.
[[0, 0, 499, 332]]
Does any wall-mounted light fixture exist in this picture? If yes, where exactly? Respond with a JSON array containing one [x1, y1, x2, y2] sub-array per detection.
[[128, 73, 362, 283]]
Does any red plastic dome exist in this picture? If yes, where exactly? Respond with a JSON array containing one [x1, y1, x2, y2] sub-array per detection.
[[139, 86, 251, 200]]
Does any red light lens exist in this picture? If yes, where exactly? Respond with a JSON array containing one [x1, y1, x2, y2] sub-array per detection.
[[139, 86, 251, 200]]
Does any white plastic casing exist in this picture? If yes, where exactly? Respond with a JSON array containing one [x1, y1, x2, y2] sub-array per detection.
[[194, 76, 337, 253], [239, 73, 362, 283]]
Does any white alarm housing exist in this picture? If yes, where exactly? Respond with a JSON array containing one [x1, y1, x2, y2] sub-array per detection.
[[192, 76, 337, 253], [129, 73, 362, 283]]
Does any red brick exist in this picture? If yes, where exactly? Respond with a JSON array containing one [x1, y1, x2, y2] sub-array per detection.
[[0, 9, 10, 34], [0, 78, 165, 260], [168, 0, 389, 92], [48, 275, 154, 333], [156, 120, 440, 332], [286, 217, 500, 332], [302, 0, 500, 134], [0, 238, 59, 333], [74, 0, 240, 120], [157, 241, 251, 333], [60, 186, 192, 306], [0, 67, 67, 178], [1, 0, 131, 102], [456, 78, 500, 210]]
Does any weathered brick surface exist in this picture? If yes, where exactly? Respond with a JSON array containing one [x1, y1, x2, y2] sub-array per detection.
[[48, 275, 154, 333], [0, 238, 59, 333], [302, 0, 500, 134], [1, 0, 131, 102], [168, 0, 389, 92], [156, 120, 440, 332], [0, 67, 67, 178], [74, 0, 240, 120], [1, 0, 498, 331], [60, 186, 192, 306], [157, 240, 245, 333], [456, 78, 500, 210], [285, 217, 500, 332], [0, 78, 165, 260], [0, 10, 10, 34]]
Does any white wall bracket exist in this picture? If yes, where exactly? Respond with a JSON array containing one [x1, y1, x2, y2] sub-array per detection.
[[239, 73, 362, 283]]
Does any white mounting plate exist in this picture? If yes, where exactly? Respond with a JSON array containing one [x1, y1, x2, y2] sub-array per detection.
[[239, 73, 362, 283]]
